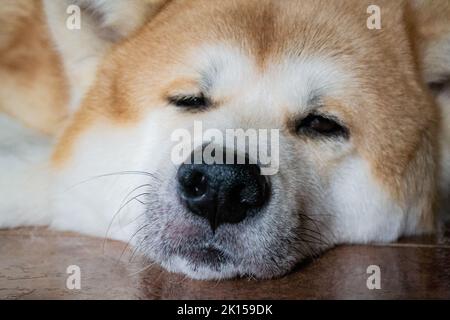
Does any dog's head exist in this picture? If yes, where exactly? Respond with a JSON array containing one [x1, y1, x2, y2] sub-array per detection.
[[51, 0, 450, 279]]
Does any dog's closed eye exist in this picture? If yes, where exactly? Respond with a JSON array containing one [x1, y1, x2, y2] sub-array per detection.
[[296, 114, 349, 139], [169, 93, 211, 110]]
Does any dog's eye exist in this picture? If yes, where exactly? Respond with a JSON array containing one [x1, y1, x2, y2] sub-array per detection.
[[296, 114, 349, 138], [169, 94, 209, 110], [428, 79, 448, 94]]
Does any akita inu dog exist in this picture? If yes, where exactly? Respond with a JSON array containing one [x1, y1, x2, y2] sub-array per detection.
[[0, 0, 449, 279]]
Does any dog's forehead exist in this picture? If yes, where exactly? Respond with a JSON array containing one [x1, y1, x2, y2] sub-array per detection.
[[140, 0, 398, 63], [130, 0, 410, 112], [186, 44, 351, 117]]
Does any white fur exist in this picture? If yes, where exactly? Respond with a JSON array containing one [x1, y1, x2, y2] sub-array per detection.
[[179, 44, 352, 128], [49, 118, 166, 241], [330, 157, 405, 243], [0, 114, 52, 227]]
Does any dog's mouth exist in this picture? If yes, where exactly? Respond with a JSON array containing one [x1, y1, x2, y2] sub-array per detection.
[[139, 197, 313, 279], [177, 245, 232, 269], [155, 238, 242, 279], [159, 224, 237, 270], [137, 164, 310, 279]]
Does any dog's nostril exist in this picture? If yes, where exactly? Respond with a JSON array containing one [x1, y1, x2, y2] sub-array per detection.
[[178, 169, 208, 198]]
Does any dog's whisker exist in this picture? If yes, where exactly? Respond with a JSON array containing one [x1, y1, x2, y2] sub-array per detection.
[[116, 223, 149, 264], [297, 230, 325, 244], [66, 170, 161, 192], [297, 227, 329, 245], [298, 240, 320, 258], [298, 213, 336, 244], [128, 235, 149, 263], [102, 192, 152, 254], [298, 226, 331, 246], [127, 261, 158, 277]]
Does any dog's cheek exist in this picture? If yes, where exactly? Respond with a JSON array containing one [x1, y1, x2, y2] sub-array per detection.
[[50, 116, 168, 241], [327, 156, 405, 244]]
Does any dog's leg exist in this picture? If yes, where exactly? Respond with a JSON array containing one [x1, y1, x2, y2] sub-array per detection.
[[0, 114, 53, 228]]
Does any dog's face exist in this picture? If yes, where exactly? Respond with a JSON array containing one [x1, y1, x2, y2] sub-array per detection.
[[52, 0, 440, 279]]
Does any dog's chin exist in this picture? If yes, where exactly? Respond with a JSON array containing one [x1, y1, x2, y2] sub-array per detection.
[[154, 243, 295, 280], [161, 253, 240, 280], [155, 242, 241, 280]]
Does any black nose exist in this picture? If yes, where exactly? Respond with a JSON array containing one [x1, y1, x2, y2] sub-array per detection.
[[177, 151, 270, 231]]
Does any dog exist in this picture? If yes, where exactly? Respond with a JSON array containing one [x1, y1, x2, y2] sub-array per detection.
[[0, 0, 449, 280]]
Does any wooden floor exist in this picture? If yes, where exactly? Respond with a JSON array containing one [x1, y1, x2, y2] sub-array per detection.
[[1, 226, 449, 299]]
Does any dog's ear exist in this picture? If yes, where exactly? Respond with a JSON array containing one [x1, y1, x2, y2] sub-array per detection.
[[411, 0, 450, 93], [43, 0, 170, 112], [44, 0, 168, 43], [411, 0, 450, 209]]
